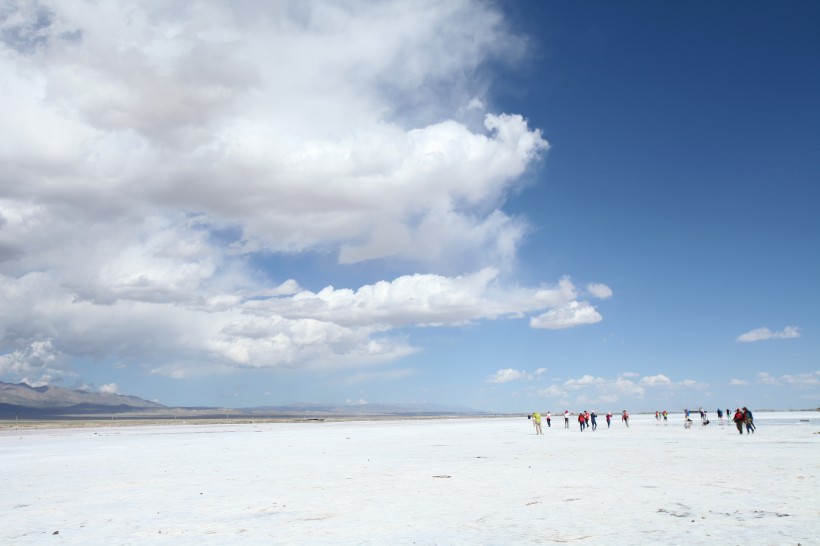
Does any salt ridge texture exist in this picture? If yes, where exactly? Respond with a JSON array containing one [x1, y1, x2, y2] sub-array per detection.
[[1, 412, 817, 545]]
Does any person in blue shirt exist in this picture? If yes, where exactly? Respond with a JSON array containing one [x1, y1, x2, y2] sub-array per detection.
[[742, 407, 755, 434]]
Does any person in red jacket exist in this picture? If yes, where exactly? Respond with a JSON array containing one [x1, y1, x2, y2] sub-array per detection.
[[621, 409, 630, 427], [732, 408, 745, 434], [578, 411, 586, 431]]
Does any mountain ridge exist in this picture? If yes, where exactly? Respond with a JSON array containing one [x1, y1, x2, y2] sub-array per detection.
[[0, 381, 489, 418], [0, 381, 164, 409]]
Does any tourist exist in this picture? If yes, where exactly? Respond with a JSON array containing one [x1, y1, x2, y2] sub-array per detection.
[[532, 411, 543, 435], [732, 408, 745, 434], [606, 412, 612, 428], [622, 409, 630, 427], [564, 410, 570, 429], [590, 410, 598, 431], [578, 411, 586, 431], [742, 407, 756, 434], [545, 411, 552, 428]]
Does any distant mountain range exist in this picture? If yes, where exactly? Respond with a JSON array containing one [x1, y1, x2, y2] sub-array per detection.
[[0, 381, 488, 419], [0, 381, 164, 417]]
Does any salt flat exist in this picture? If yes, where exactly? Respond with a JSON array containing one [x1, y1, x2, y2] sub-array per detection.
[[1, 412, 817, 545]]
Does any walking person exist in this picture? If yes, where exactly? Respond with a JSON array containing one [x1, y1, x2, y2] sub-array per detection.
[[733, 408, 745, 434], [564, 410, 570, 429], [591, 410, 598, 431], [742, 407, 756, 434], [545, 411, 552, 428], [621, 409, 630, 427], [532, 411, 543, 435], [606, 412, 612, 428], [578, 411, 586, 431]]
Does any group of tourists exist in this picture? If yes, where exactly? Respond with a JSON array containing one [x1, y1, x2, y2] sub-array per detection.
[[681, 406, 756, 434], [683, 407, 711, 427], [528, 410, 627, 432], [731, 407, 756, 434], [529, 407, 757, 435]]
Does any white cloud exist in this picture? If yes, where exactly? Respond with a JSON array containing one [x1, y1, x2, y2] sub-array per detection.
[[99, 383, 119, 394], [487, 369, 530, 384], [564, 375, 605, 389], [736, 326, 800, 343], [530, 301, 602, 330], [729, 379, 748, 386], [677, 379, 706, 389], [0, 340, 72, 386], [554, 372, 707, 403], [0, 1, 546, 270], [0, 1, 611, 384], [756, 371, 819, 388], [640, 374, 672, 387], [612, 377, 645, 398], [534, 368, 547, 376], [586, 283, 613, 299], [537, 385, 566, 398], [0, 264, 602, 379]]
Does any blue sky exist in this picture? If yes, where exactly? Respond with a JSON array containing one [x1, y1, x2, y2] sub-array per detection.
[[1, 1, 817, 412]]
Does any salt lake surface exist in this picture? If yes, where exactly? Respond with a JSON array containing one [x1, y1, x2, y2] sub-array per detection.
[[1, 411, 817, 545]]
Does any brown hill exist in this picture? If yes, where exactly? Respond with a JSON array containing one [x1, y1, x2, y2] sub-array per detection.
[[0, 381, 163, 409]]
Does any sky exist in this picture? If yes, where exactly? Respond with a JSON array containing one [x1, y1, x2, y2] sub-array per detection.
[[0, 0, 818, 412]]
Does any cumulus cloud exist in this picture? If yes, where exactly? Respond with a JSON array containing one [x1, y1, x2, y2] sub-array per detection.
[[756, 371, 819, 388], [530, 301, 603, 330], [537, 385, 566, 398], [640, 374, 672, 387], [736, 326, 800, 343], [586, 283, 613, 299], [551, 372, 706, 403], [0, 264, 596, 378], [0, 1, 546, 268], [0, 340, 71, 386], [0, 1, 611, 384], [487, 369, 530, 384], [612, 377, 645, 397], [98, 383, 119, 394], [564, 375, 605, 389]]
